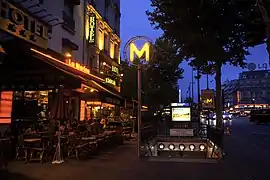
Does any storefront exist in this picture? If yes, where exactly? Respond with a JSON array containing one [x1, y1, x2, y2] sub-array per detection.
[[0, 1, 124, 130]]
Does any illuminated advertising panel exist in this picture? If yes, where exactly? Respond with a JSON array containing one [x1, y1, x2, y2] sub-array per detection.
[[171, 107, 191, 122], [0, 91, 13, 124]]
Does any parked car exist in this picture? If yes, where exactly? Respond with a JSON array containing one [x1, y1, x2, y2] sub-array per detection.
[[250, 109, 270, 124]]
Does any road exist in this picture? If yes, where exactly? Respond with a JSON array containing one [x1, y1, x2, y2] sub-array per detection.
[[2, 117, 270, 180]]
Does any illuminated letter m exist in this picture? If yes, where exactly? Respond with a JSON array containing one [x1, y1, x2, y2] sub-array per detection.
[[129, 42, 150, 62]]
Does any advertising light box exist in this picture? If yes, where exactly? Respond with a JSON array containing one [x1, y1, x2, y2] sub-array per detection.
[[171, 107, 191, 122]]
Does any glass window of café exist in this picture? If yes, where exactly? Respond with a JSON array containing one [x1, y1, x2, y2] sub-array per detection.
[[12, 91, 52, 122], [80, 101, 115, 121]]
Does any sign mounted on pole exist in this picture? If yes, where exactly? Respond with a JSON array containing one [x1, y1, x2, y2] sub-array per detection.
[[123, 36, 155, 63]]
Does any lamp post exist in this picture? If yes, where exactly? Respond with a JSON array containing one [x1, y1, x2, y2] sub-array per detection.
[[137, 63, 142, 158], [123, 36, 155, 160]]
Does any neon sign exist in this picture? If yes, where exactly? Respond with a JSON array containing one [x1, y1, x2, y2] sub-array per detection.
[[112, 66, 119, 74], [0, 0, 50, 49], [123, 36, 155, 63], [67, 59, 90, 74], [105, 78, 116, 86], [88, 13, 96, 44]]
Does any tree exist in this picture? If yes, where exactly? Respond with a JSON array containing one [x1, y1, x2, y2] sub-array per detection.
[[121, 37, 183, 113], [147, 0, 251, 128]]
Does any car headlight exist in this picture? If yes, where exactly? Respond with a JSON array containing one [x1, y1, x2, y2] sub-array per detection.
[[199, 144, 205, 151], [168, 144, 175, 150], [179, 144, 185, 151], [159, 143, 165, 149], [189, 144, 195, 151]]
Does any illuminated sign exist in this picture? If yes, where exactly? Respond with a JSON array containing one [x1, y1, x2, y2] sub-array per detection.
[[171, 107, 191, 122], [201, 89, 215, 108], [67, 59, 90, 74], [123, 36, 155, 63], [112, 66, 119, 73], [88, 13, 96, 44], [204, 98, 213, 104], [105, 78, 116, 86], [0, 91, 13, 124], [0, 0, 50, 49]]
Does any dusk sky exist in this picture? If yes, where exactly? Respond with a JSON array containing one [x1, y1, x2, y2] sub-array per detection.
[[120, 0, 269, 100]]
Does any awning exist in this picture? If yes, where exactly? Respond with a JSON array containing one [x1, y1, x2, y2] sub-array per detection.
[[29, 48, 123, 101], [30, 48, 104, 83]]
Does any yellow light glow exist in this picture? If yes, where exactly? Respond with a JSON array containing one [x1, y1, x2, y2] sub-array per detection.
[[102, 62, 106, 65], [98, 30, 104, 50], [65, 52, 72, 58], [85, 16, 89, 41], [90, 89, 95, 92], [130, 42, 150, 62], [30, 48, 104, 82], [110, 41, 115, 59]]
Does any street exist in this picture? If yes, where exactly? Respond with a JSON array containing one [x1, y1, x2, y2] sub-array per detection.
[[2, 117, 270, 180]]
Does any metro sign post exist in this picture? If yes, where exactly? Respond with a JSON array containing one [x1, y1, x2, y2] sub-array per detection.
[[124, 36, 155, 159]]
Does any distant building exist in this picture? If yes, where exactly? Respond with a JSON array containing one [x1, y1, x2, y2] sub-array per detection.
[[222, 79, 239, 107], [238, 70, 270, 104], [222, 70, 270, 108]]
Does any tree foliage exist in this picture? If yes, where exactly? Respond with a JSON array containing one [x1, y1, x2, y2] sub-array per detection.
[[121, 37, 183, 112], [146, 0, 262, 127]]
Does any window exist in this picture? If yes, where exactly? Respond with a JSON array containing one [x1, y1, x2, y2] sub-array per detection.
[[114, 44, 118, 60], [62, 0, 75, 33], [104, 33, 109, 53]]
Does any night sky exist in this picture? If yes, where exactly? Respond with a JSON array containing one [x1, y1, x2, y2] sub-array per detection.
[[120, 0, 269, 101]]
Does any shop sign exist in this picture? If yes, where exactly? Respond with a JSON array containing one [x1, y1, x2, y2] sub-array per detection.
[[0, 0, 50, 49], [88, 13, 96, 44], [105, 97, 120, 105], [67, 59, 90, 74], [105, 77, 116, 86], [201, 89, 215, 108], [111, 66, 119, 74]]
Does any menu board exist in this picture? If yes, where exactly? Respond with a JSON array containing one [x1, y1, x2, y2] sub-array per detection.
[[171, 107, 191, 121]]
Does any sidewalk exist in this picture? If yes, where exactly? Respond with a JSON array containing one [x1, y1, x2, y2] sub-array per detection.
[[2, 141, 141, 180], [2, 137, 270, 180]]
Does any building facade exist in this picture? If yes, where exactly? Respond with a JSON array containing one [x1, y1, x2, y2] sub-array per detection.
[[0, 0, 123, 127], [222, 70, 270, 108], [222, 79, 239, 107]]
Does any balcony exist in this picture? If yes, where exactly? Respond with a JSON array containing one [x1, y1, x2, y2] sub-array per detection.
[[62, 11, 75, 34], [100, 50, 119, 67]]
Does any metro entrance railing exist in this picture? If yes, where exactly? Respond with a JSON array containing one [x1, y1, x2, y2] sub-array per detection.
[[140, 123, 224, 162]]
